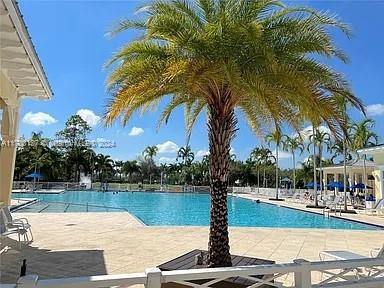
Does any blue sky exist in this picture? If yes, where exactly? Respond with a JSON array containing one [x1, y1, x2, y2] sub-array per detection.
[[18, 0, 384, 167]]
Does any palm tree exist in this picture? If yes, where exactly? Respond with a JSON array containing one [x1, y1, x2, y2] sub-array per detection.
[[329, 139, 352, 163], [309, 129, 331, 202], [258, 147, 275, 188], [177, 146, 195, 166], [142, 146, 158, 184], [114, 160, 124, 182], [282, 135, 304, 193], [349, 119, 379, 152], [122, 160, 140, 189], [95, 154, 114, 182], [249, 148, 263, 192], [266, 129, 283, 200], [104, 0, 363, 267]]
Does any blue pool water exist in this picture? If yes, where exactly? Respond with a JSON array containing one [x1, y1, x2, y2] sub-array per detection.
[[13, 191, 379, 230]]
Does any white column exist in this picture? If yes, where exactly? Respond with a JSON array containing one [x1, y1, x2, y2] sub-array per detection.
[[0, 104, 20, 206]]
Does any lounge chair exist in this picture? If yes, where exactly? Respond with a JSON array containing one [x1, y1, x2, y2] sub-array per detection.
[[0, 206, 33, 241], [366, 199, 384, 216], [0, 210, 29, 249], [319, 245, 384, 281]]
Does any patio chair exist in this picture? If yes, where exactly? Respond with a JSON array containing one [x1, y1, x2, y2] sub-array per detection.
[[0, 210, 29, 249], [0, 206, 33, 241], [319, 245, 384, 281], [366, 199, 384, 216]]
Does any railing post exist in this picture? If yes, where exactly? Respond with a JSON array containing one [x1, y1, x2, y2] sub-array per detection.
[[16, 275, 38, 288], [293, 259, 312, 288], [145, 267, 162, 288]]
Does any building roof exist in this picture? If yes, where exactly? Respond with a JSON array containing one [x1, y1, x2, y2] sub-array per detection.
[[0, 0, 52, 99], [319, 158, 376, 171], [357, 144, 384, 155]]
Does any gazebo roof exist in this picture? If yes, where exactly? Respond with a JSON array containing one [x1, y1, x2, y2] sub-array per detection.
[[319, 158, 375, 171], [1, 0, 52, 99], [357, 144, 384, 155]]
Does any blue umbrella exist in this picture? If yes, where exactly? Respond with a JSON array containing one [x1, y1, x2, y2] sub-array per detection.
[[25, 172, 43, 180], [327, 181, 344, 189], [350, 183, 373, 189], [305, 182, 320, 189]]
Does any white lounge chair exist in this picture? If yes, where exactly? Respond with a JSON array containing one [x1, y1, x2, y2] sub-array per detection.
[[0, 207, 33, 241], [0, 209, 29, 249], [366, 199, 384, 216], [319, 245, 384, 281]]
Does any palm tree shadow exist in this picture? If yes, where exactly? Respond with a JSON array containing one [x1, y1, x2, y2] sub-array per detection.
[[1, 237, 107, 284]]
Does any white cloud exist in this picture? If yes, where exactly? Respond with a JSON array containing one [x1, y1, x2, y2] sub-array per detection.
[[156, 141, 179, 153], [196, 150, 209, 158], [294, 125, 333, 143], [158, 156, 176, 164], [272, 150, 292, 159], [22, 112, 57, 126], [366, 104, 384, 116], [76, 109, 100, 127], [128, 127, 144, 136], [230, 147, 236, 154]]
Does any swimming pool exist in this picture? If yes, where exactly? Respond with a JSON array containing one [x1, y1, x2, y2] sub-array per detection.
[[13, 191, 379, 230]]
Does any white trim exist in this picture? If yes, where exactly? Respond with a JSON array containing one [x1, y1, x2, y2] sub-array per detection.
[[2, 0, 52, 98]]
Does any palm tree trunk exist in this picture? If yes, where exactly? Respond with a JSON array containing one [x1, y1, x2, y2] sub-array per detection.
[[292, 152, 296, 193], [263, 168, 266, 188], [343, 135, 348, 211], [319, 148, 323, 200], [257, 167, 260, 194], [313, 127, 318, 206], [275, 146, 279, 200], [207, 102, 235, 268]]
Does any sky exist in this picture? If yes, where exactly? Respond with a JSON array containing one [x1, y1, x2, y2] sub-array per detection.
[[17, 0, 384, 167]]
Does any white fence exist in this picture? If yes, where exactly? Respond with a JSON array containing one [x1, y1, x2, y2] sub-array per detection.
[[231, 186, 307, 198], [11, 257, 384, 288]]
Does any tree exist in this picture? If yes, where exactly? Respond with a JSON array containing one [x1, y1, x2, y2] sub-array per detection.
[[114, 160, 124, 181], [95, 154, 114, 182], [349, 119, 379, 153], [266, 129, 283, 200], [282, 135, 304, 193], [56, 115, 92, 182], [142, 146, 158, 184], [122, 160, 140, 189], [177, 146, 195, 166], [104, 0, 363, 267], [309, 129, 331, 202]]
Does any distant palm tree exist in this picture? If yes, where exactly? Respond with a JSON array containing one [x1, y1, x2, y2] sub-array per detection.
[[177, 146, 195, 166], [114, 160, 124, 181], [122, 160, 140, 189], [266, 130, 283, 200], [259, 147, 275, 188], [104, 0, 363, 267], [142, 146, 158, 184], [282, 135, 304, 193], [95, 154, 114, 182], [349, 119, 379, 152], [143, 146, 158, 160], [329, 139, 352, 163], [249, 148, 262, 190], [309, 129, 331, 202]]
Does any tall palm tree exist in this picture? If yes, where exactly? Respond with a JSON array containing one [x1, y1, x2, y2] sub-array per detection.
[[95, 154, 114, 182], [104, 0, 363, 267], [266, 129, 283, 200], [258, 147, 275, 188], [114, 160, 124, 182], [282, 135, 304, 193], [177, 146, 195, 166], [122, 160, 140, 189], [309, 129, 331, 201], [349, 119, 379, 206], [142, 146, 158, 184], [249, 147, 263, 191], [349, 119, 379, 152]]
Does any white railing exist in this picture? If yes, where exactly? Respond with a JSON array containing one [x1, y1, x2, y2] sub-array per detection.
[[13, 258, 384, 288]]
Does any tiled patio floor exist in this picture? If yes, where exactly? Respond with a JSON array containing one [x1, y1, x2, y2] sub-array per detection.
[[1, 212, 383, 286]]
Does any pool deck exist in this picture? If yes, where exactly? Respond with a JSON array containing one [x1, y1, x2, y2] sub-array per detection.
[[235, 193, 384, 228], [1, 212, 383, 287]]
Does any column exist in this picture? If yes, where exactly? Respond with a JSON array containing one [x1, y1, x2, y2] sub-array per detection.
[[0, 105, 20, 206]]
